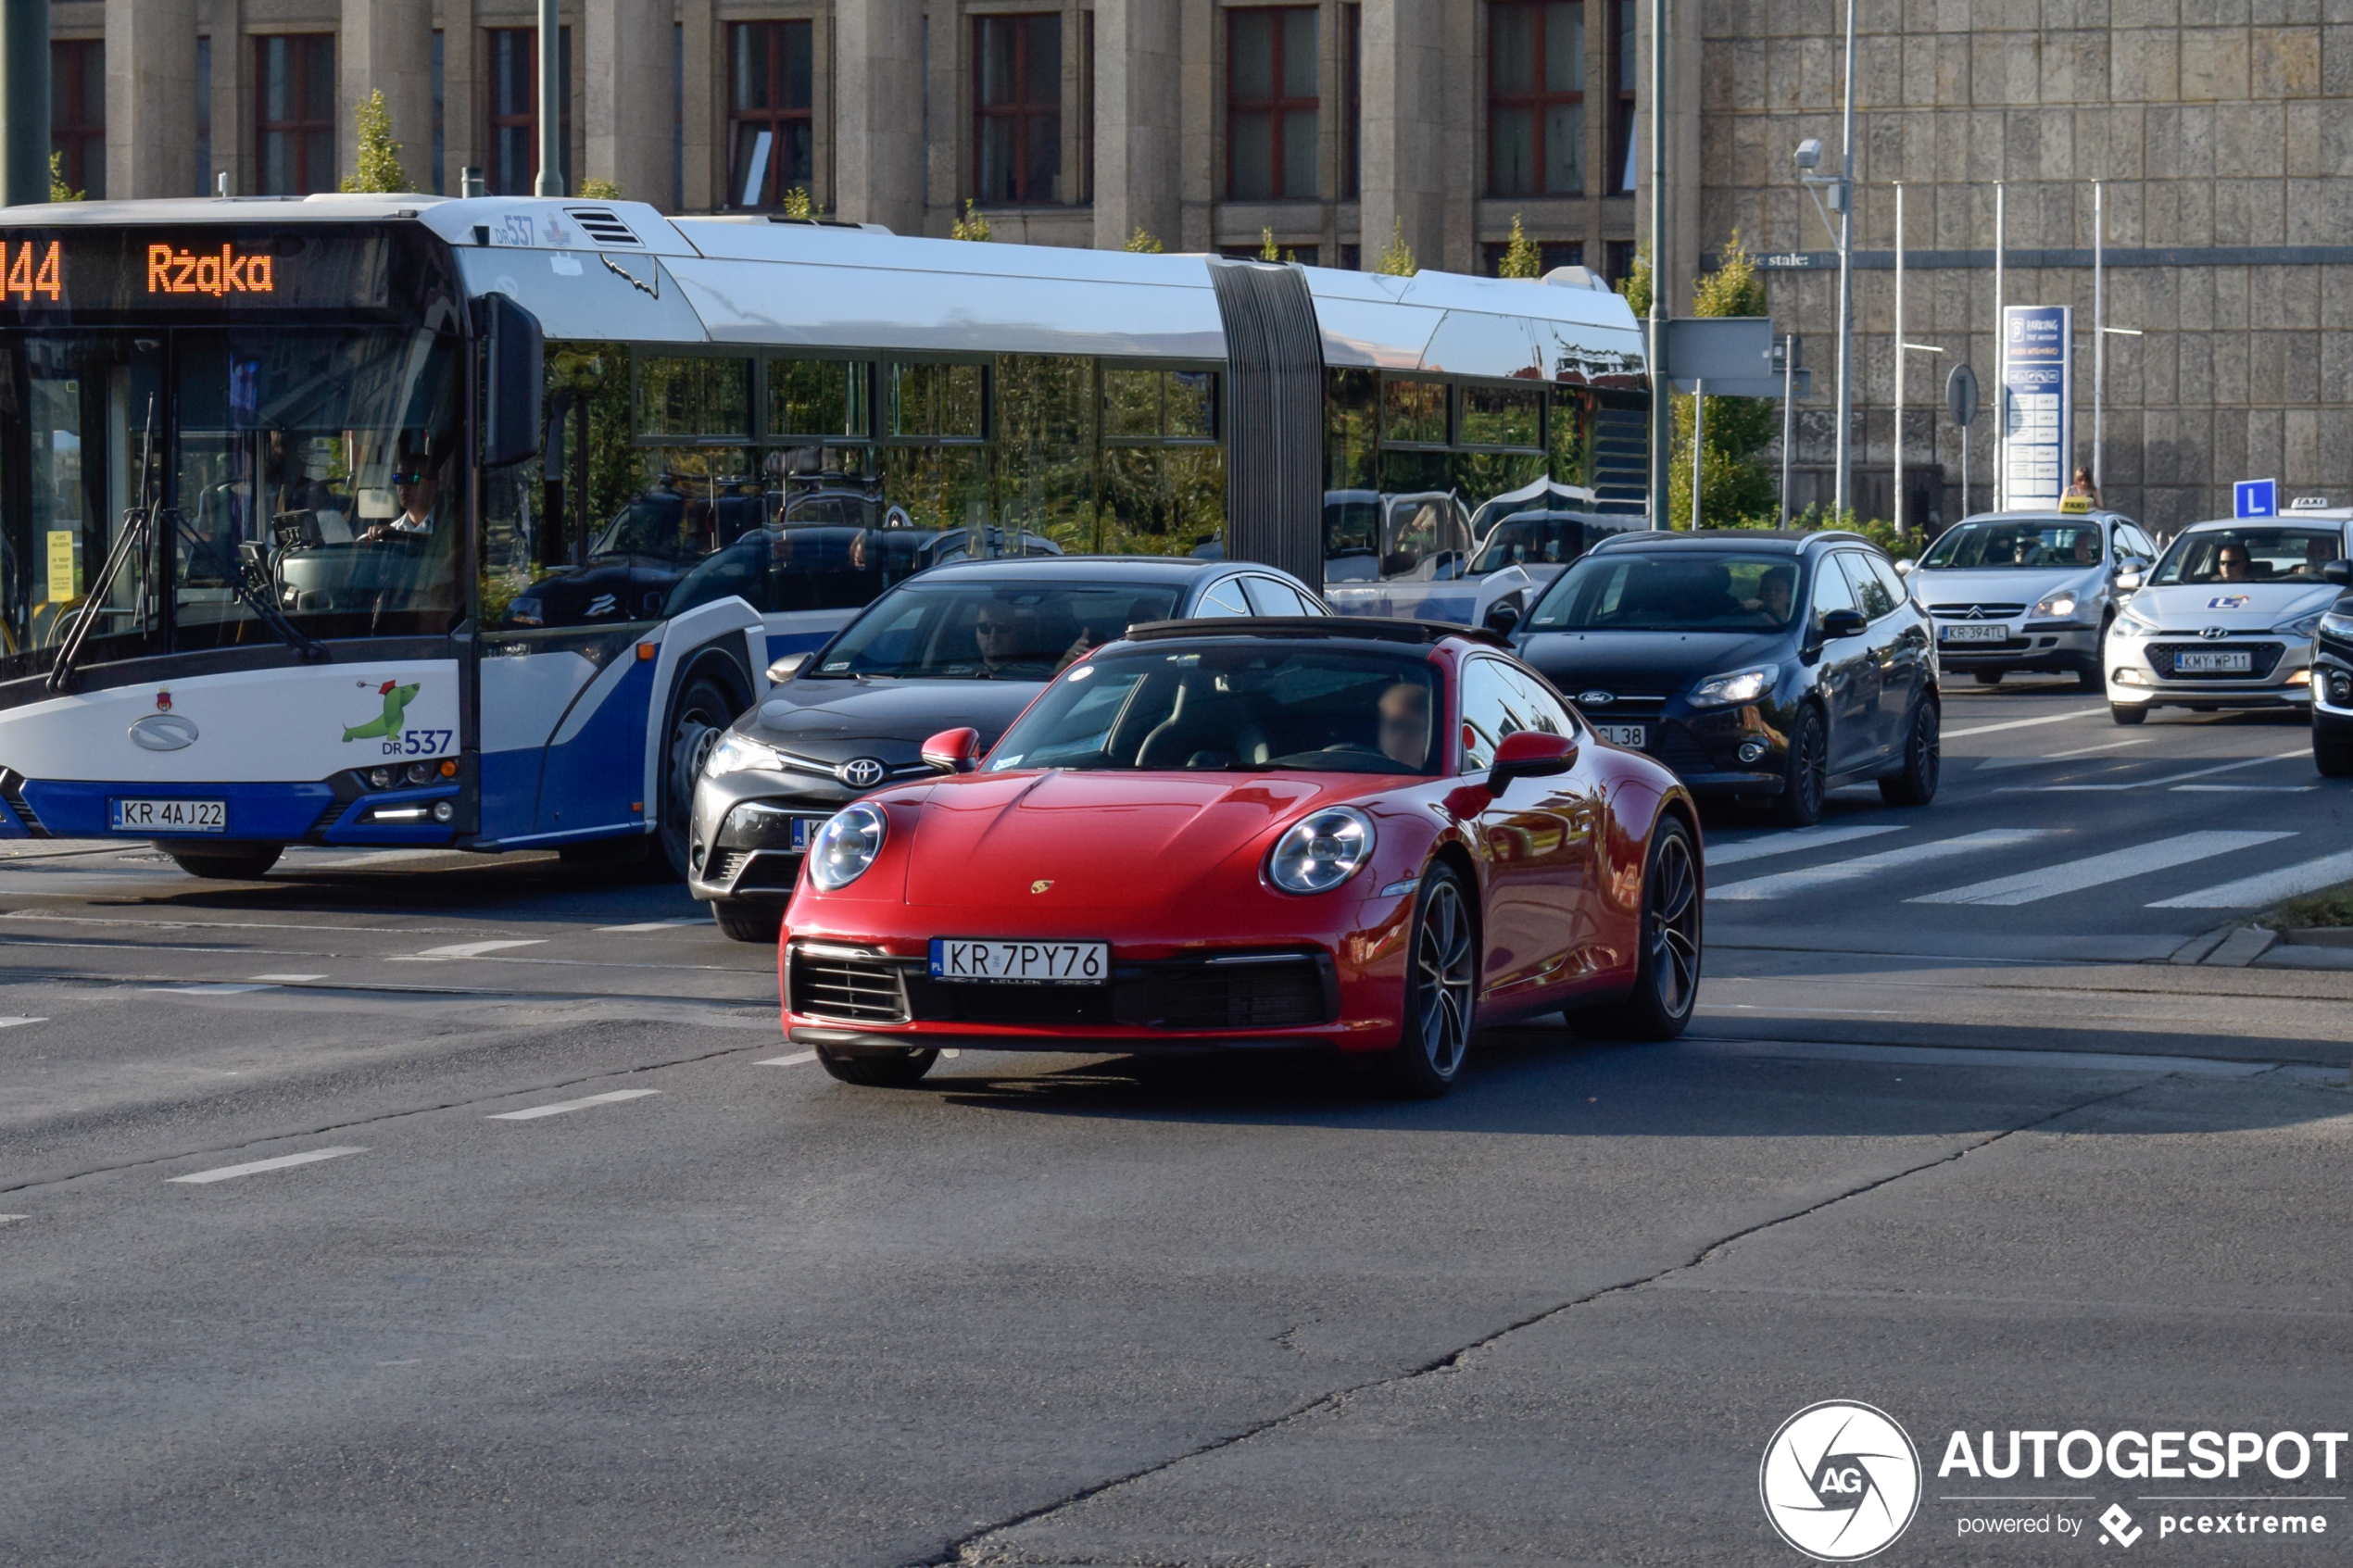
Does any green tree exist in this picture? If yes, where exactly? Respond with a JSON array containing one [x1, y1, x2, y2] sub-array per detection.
[[1498, 213, 1541, 279], [1124, 226, 1164, 253], [950, 200, 992, 242], [1375, 217, 1417, 276], [48, 151, 81, 202], [1615, 245, 1651, 316], [576, 176, 623, 201], [780, 185, 814, 219], [339, 89, 410, 193], [1666, 232, 1778, 529]]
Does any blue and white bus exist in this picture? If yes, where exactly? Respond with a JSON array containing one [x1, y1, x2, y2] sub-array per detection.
[[0, 194, 1645, 879]]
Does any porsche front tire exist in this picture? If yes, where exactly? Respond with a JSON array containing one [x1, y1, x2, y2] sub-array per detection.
[[814, 1043, 938, 1088], [1571, 815, 1702, 1043], [1375, 865, 1478, 1099]]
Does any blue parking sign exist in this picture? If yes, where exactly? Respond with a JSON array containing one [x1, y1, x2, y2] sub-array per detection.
[[2234, 478, 2278, 519]]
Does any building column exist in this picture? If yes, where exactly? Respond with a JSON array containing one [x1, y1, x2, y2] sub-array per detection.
[[679, 0, 716, 212], [340, 0, 435, 192], [1358, 0, 1444, 272], [834, 0, 925, 233], [584, 0, 668, 205], [1091, 0, 1179, 251], [105, 0, 198, 198]]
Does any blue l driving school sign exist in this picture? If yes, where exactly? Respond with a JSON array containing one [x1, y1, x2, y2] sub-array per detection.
[[2234, 478, 2278, 519]]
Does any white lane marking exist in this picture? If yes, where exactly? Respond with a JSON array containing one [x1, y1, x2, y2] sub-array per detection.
[[596, 919, 705, 932], [144, 983, 278, 996], [1999, 748, 2310, 793], [487, 1087, 661, 1120], [396, 940, 548, 960], [169, 1146, 368, 1184], [1943, 708, 2106, 738], [1975, 737, 2152, 770], [1696, 1004, 1903, 1016], [249, 972, 326, 983], [1684, 1038, 2285, 1078], [0, 1214, 26, 1223], [1712, 829, 2057, 902], [303, 850, 447, 869], [0, 1016, 44, 1028], [756, 1050, 818, 1066], [1908, 830, 2296, 907], [2149, 847, 2353, 909], [1705, 823, 1906, 867], [2171, 784, 2318, 793]]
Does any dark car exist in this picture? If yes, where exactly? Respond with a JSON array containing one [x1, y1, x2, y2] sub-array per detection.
[[2313, 560, 2353, 776], [1511, 530, 1941, 825], [688, 555, 1332, 939]]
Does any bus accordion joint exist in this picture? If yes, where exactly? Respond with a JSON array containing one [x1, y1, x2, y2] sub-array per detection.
[[145, 243, 275, 298]]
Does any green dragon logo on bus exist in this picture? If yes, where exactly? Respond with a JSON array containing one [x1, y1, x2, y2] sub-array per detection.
[[344, 679, 420, 743]]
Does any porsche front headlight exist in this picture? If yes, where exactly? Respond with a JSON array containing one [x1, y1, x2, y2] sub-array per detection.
[[705, 732, 787, 777], [808, 802, 888, 891], [1266, 806, 1374, 895]]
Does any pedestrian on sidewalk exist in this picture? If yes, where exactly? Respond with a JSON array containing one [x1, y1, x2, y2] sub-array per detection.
[[2064, 466, 2102, 507]]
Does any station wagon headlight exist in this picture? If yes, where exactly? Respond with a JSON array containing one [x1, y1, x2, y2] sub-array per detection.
[[705, 732, 786, 777], [1267, 806, 1374, 895], [808, 802, 887, 891], [1687, 664, 1779, 708], [2032, 592, 2079, 620], [2273, 608, 2329, 640]]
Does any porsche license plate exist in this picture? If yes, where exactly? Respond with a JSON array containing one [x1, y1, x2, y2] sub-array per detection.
[[2174, 649, 2252, 673], [1940, 622, 2010, 644], [1595, 723, 1647, 748], [929, 938, 1109, 985], [110, 797, 226, 834]]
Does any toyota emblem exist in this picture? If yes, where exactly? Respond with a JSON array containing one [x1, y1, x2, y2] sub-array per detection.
[[1579, 690, 1616, 707], [2199, 626, 2230, 641], [837, 757, 887, 788]]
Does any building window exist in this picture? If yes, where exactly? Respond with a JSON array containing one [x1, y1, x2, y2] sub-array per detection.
[[486, 27, 572, 197], [728, 20, 814, 209], [1490, 2, 1584, 197], [975, 14, 1062, 206], [1340, 5, 1361, 200], [1077, 10, 1096, 206], [49, 40, 103, 200], [1609, 0, 1636, 194], [1605, 238, 1636, 283], [255, 34, 336, 195], [1481, 238, 1584, 276], [1227, 7, 1317, 202]]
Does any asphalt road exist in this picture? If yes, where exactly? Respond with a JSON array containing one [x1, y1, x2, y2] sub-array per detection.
[[5, 678, 2350, 1567]]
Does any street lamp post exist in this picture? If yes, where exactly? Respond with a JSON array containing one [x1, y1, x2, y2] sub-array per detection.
[[1891, 182, 1944, 539], [1647, 0, 1668, 526], [1794, 128, 1854, 524], [535, 0, 563, 197]]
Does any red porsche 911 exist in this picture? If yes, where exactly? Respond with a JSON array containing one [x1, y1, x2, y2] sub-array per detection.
[[777, 618, 1703, 1096]]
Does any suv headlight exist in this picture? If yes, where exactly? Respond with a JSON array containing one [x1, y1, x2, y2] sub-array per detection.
[[808, 802, 887, 891], [705, 732, 786, 777], [1687, 664, 1779, 708], [2032, 591, 2080, 620], [1266, 806, 1374, 894], [2274, 608, 2328, 640]]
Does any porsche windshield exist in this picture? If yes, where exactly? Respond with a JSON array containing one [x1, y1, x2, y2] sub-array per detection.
[[812, 579, 1183, 680], [2149, 526, 2345, 586], [987, 646, 1441, 775], [1527, 552, 1800, 633], [1920, 520, 2103, 570]]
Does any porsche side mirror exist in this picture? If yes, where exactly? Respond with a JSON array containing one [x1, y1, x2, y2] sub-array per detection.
[[1820, 608, 1869, 640], [921, 726, 981, 773], [2324, 559, 2352, 586], [1482, 597, 1524, 636], [765, 651, 811, 684], [1487, 729, 1578, 793], [1894, 558, 1916, 576], [2116, 568, 2144, 593]]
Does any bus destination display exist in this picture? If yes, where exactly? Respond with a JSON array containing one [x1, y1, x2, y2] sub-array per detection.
[[0, 230, 396, 313]]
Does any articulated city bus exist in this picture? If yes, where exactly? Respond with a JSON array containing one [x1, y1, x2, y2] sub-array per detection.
[[0, 194, 1646, 879]]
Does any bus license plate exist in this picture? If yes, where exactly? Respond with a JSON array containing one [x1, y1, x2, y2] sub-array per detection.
[[110, 797, 226, 834], [929, 938, 1108, 985], [1941, 622, 2010, 644], [1595, 723, 1647, 748], [2175, 649, 2251, 673]]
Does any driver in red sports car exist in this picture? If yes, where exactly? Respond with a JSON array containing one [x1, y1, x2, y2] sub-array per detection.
[[777, 618, 1702, 1098]]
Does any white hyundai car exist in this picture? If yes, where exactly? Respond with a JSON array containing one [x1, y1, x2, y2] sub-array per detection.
[[2104, 511, 2353, 724]]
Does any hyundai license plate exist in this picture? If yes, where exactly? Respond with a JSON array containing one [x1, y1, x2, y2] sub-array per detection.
[[110, 797, 225, 834], [929, 938, 1109, 985], [2174, 649, 2252, 673], [1941, 622, 2009, 644], [1595, 723, 1647, 748]]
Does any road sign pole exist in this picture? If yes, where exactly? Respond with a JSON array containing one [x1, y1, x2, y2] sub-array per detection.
[[1894, 182, 1905, 539], [1993, 182, 2005, 508], [1692, 380, 1705, 531], [2094, 181, 2105, 497], [1780, 335, 1795, 526], [1832, 0, 1857, 521], [1646, 0, 1667, 526], [535, 0, 564, 197]]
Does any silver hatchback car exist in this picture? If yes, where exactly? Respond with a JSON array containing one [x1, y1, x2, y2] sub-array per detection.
[[1900, 510, 2161, 691]]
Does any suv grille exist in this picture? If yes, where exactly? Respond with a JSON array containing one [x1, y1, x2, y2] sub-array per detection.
[[2147, 641, 2285, 680], [787, 945, 909, 1024]]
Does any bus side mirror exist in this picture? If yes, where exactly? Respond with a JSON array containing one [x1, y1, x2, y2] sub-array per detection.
[[478, 292, 545, 469]]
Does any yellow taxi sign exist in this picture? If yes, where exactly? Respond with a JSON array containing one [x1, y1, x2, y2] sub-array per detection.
[[2058, 494, 2092, 514]]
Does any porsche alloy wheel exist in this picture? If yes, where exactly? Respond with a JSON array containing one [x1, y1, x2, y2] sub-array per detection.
[[1572, 816, 1702, 1043], [1380, 867, 1477, 1098]]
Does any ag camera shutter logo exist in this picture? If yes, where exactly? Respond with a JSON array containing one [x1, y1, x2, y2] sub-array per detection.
[[1760, 1400, 1921, 1561]]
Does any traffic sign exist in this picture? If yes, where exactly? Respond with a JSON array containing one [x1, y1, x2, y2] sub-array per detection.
[[2234, 478, 2278, 519], [1946, 363, 1979, 428]]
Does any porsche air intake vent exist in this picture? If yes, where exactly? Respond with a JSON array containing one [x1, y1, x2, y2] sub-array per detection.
[[787, 945, 910, 1024]]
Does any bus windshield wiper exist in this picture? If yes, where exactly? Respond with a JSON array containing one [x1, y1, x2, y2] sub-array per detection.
[[171, 510, 328, 664], [45, 503, 156, 694]]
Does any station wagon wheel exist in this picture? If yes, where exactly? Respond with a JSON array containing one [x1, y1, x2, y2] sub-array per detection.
[[1772, 706, 1828, 826], [1378, 866, 1477, 1098]]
